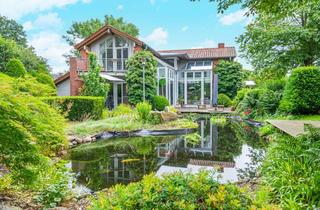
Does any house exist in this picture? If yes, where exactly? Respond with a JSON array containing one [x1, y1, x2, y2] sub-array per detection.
[[55, 25, 236, 108]]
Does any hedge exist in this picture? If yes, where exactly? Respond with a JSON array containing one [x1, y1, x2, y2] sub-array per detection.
[[41, 96, 105, 121], [280, 66, 320, 114]]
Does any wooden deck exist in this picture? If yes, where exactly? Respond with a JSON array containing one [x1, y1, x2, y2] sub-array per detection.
[[267, 120, 320, 137], [177, 106, 233, 114]]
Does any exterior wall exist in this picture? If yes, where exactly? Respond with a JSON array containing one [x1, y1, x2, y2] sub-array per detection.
[[56, 79, 71, 96]]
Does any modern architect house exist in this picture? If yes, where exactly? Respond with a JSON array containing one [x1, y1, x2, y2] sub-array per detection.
[[55, 25, 236, 108]]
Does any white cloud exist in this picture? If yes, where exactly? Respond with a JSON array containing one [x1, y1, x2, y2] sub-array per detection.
[[193, 39, 216, 48], [181, 26, 189, 32], [117, 4, 124, 10], [219, 9, 249, 26], [31, 12, 62, 30], [23, 21, 33, 31], [143, 27, 168, 46], [29, 31, 72, 73], [0, 0, 91, 19]]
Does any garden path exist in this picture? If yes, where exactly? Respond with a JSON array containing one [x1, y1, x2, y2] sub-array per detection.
[[267, 120, 320, 137]]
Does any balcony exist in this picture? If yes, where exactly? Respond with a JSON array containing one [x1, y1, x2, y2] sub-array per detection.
[[73, 58, 128, 74]]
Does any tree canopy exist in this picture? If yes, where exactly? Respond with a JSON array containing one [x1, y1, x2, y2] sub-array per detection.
[[0, 15, 27, 47], [216, 61, 243, 98], [63, 15, 139, 46], [126, 51, 158, 105], [237, 4, 320, 71], [193, 0, 320, 73]]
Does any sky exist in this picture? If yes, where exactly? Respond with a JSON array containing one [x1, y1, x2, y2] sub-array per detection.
[[0, 0, 252, 73]]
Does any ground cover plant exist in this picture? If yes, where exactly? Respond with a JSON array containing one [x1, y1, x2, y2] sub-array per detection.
[[88, 171, 259, 209], [261, 127, 320, 209]]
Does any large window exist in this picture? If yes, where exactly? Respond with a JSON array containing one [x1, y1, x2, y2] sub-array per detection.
[[185, 60, 212, 70], [99, 37, 129, 71]]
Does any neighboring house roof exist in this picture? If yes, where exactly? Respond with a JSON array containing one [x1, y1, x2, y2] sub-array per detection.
[[54, 72, 70, 85], [74, 25, 161, 57], [158, 47, 236, 59]]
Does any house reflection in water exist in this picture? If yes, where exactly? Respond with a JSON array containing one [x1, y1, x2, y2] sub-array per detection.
[[71, 119, 262, 190]]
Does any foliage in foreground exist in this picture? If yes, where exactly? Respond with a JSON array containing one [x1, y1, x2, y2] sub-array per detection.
[[42, 96, 105, 121], [89, 171, 257, 210], [261, 128, 320, 209], [0, 72, 68, 204], [5, 58, 27, 78]]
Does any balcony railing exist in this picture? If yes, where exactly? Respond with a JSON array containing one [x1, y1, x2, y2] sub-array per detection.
[[75, 58, 128, 73]]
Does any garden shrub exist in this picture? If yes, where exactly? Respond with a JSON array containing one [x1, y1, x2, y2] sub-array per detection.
[[30, 70, 56, 88], [126, 50, 157, 105], [237, 89, 263, 118], [258, 89, 282, 115], [261, 128, 320, 208], [17, 75, 56, 96], [136, 101, 152, 123], [152, 95, 169, 111], [280, 66, 320, 114], [35, 161, 71, 208], [263, 78, 286, 92], [42, 96, 105, 121], [216, 61, 243, 98], [5, 58, 27, 77], [111, 104, 132, 116], [233, 88, 250, 108], [218, 93, 232, 107], [89, 171, 257, 209], [0, 73, 67, 184]]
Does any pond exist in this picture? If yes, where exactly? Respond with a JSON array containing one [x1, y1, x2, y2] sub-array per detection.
[[69, 116, 267, 192]]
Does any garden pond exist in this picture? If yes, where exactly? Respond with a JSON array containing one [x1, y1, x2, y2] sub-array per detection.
[[68, 116, 267, 192]]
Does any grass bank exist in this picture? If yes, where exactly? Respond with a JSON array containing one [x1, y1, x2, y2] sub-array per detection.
[[66, 115, 198, 138]]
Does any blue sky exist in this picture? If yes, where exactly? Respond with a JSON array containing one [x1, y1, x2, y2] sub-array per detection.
[[0, 0, 251, 73]]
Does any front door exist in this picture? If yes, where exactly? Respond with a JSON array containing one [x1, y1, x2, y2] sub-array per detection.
[[113, 83, 126, 107]]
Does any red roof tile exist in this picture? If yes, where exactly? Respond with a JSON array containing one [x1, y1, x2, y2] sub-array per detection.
[[159, 47, 236, 59]]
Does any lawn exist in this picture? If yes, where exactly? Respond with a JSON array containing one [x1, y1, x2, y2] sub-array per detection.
[[66, 115, 198, 137]]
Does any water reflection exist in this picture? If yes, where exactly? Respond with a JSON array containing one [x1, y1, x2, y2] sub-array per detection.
[[70, 118, 266, 191]]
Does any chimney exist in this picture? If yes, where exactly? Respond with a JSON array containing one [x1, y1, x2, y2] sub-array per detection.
[[218, 43, 225, 48]]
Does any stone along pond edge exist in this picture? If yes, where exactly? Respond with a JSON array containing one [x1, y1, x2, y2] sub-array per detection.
[[68, 128, 198, 147]]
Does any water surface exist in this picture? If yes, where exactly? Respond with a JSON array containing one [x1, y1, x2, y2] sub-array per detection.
[[69, 117, 266, 191]]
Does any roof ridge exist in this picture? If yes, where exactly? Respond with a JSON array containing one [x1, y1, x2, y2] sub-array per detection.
[[159, 47, 235, 52]]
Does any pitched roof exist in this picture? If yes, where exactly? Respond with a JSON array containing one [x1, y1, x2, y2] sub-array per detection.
[[54, 72, 70, 85], [74, 25, 161, 57], [158, 47, 236, 59], [75, 25, 143, 50]]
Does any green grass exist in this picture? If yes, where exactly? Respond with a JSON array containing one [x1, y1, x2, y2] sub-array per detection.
[[289, 115, 320, 120], [66, 115, 198, 137], [66, 115, 143, 137]]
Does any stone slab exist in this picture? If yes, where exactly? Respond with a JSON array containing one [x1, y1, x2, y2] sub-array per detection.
[[267, 120, 320, 137]]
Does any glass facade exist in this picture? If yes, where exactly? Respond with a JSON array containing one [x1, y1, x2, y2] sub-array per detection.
[[99, 36, 129, 71], [157, 62, 212, 106]]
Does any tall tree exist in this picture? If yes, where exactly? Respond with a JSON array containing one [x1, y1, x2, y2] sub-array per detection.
[[237, 2, 320, 71], [193, 0, 320, 72], [81, 52, 110, 97], [63, 15, 139, 46], [216, 61, 243, 98], [0, 15, 27, 47]]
